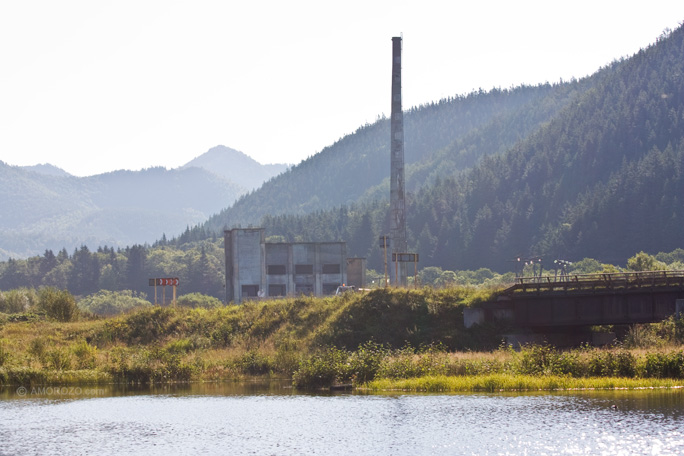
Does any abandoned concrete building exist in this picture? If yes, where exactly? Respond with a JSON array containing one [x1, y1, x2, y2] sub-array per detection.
[[224, 228, 366, 303]]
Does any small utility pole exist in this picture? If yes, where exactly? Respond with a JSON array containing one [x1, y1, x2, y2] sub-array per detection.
[[380, 235, 389, 287]]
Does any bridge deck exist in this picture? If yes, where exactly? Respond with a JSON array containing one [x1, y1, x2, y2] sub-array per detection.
[[467, 270, 684, 329], [503, 270, 684, 296]]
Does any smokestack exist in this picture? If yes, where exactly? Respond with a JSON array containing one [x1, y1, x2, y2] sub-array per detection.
[[390, 36, 408, 286]]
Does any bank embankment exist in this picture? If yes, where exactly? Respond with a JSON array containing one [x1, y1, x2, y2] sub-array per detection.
[[1, 288, 683, 390]]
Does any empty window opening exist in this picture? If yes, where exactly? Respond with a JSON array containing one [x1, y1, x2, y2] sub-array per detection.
[[267, 264, 287, 275], [268, 284, 286, 297], [322, 264, 340, 274], [295, 264, 314, 275]]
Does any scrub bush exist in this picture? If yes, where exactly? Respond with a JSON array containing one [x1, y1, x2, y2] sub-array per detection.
[[38, 288, 78, 322]]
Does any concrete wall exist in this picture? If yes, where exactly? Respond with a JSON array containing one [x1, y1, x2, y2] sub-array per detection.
[[226, 228, 354, 303], [224, 228, 265, 304], [265, 243, 290, 297], [346, 258, 366, 289], [290, 242, 347, 296]]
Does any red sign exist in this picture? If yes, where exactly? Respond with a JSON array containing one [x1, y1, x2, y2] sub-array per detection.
[[150, 278, 179, 286]]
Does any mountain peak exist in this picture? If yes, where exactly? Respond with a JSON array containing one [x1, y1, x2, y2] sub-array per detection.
[[181, 145, 289, 191], [20, 163, 72, 177]]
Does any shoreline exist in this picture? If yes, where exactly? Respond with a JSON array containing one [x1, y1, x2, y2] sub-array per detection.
[[2, 368, 684, 393]]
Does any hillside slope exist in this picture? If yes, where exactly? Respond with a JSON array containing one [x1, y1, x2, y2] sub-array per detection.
[[203, 81, 599, 232], [256, 26, 684, 272], [0, 163, 242, 260]]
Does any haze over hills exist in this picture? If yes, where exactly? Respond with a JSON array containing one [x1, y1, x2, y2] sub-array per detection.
[[1, 24, 682, 279], [0, 147, 289, 260]]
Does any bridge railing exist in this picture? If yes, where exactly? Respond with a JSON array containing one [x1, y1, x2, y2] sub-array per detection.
[[506, 270, 684, 294]]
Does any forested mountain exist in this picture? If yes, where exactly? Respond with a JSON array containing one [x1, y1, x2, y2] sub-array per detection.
[[255, 26, 684, 272], [181, 145, 289, 191], [203, 79, 600, 231]]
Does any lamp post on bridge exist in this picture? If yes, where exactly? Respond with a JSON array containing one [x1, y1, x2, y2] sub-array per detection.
[[554, 260, 572, 281]]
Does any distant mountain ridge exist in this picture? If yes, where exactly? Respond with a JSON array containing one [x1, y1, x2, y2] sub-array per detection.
[[0, 147, 286, 260], [20, 163, 71, 177]]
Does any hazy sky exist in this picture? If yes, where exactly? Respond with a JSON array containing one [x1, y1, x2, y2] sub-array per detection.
[[1, 1, 682, 177]]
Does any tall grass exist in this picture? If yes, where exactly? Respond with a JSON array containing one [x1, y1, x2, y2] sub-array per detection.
[[291, 343, 684, 389], [2, 288, 684, 389], [366, 374, 683, 392]]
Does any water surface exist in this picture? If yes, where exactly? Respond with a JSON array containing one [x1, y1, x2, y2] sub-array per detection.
[[1, 383, 683, 455]]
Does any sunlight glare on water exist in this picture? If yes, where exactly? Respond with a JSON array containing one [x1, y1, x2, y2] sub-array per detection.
[[1, 387, 683, 455]]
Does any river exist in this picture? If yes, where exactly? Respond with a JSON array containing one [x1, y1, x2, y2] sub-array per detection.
[[1, 383, 683, 455]]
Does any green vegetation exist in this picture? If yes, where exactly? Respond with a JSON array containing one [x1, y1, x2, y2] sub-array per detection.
[[0, 240, 226, 299], [292, 338, 684, 389], [367, 375, 683, 393], [78, 290, 151, 316], [1, 285, 684, 392]]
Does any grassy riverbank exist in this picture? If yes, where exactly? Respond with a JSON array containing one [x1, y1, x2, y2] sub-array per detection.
[[1, 287, 684, 391], [366, 374, 684, 392]]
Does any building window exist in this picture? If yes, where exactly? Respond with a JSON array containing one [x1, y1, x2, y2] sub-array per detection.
[[241, 285, 259, 298], [295, 264, 313, 275], [322, 264, 340, 274], [267, 264, 286, 275], [269, 284, 286, 297]]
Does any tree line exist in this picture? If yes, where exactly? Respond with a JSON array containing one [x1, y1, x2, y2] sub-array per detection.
[[0, 241, 225, 300]]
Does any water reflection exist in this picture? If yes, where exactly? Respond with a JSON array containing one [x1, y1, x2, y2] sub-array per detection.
[[1, 384, 683, 455]]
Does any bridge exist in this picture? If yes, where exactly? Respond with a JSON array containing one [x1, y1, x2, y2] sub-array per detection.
[[465, 270, 684, 330]]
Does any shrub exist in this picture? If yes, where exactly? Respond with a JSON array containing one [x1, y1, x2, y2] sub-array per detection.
[[346, 341, 387, 384], [103, 306, 180, 345], [0, 288, 38, 314], [614, 350, 638, 377], [292, 347, 349, 388], [176, 293, 223, 309], [38, 288, 79, 322], [514, 345, 559, 376], [232, 350, 274, 376], [28, 338, 48, 365], [71, 340, 97, 369], [377, 347, 421, 379], [164, 338, 196, 355], [104, 346, 195, 383], [0, 367, 48, 386], [0, 339, 10, 367], [587, 350, 637, 377], [640, 352, 684, 378], [78, 290, 150, 316], [623, 324, 664, 349], [45, 347, 72, 370]]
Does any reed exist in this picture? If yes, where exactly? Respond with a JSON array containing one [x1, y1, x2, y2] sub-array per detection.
[[365, 374, 684, 392]]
